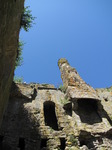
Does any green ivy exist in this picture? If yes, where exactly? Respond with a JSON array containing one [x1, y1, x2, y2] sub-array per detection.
[[15, 6, 35, 69]]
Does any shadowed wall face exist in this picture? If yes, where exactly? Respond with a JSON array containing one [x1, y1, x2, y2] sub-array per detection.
[[0, 0, 24, 126]]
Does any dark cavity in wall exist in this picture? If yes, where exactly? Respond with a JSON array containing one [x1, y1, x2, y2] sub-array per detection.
[[76, 99, 102, 124], [18, 138, 25, 150], [63, 102, 72, 116], [40, 138, 47, 149], [80, 140, 87, 146], [44, 101, 58, 130], [0, 135, 4, 150], [79, 139, 95, 149], [60, 138, 66, 150], [79, 135, 96, 150], [104, 98, 108, 102]]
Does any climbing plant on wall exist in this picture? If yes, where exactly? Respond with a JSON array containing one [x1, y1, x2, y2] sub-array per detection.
[[15, 6, 35, 69], [15, 40, 24, 69], [20, 6, 35, 32]]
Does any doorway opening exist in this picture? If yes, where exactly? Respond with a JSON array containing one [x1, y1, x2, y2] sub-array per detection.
[[44, 101, 58, 130]]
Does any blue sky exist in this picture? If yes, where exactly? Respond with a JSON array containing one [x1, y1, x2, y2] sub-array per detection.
[[15, 0, 112, 88]]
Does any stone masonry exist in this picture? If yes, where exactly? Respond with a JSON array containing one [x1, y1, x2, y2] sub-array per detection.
[[0, 59, 112, 150]]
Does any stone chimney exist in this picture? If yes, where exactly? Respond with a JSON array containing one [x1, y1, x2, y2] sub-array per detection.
[[58, 58, 99, 100]]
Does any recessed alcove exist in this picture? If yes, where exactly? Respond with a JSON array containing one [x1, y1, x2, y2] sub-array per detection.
[[75, 99, 102, 124], [63, 103, 72, 116], [44, 101, 58, 130]]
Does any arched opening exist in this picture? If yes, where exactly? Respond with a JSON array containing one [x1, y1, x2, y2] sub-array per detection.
[[44, 101, 58, 130], [76, 99, 102, 124]]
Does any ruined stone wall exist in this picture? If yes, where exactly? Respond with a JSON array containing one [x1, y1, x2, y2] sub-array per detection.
[[0, 0, 24, 126], [1, 60, 112, 150], [1, 83, 112, 150]]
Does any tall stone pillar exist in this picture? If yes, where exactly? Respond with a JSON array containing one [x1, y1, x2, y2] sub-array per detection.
[[58, 58, 99, 100]]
